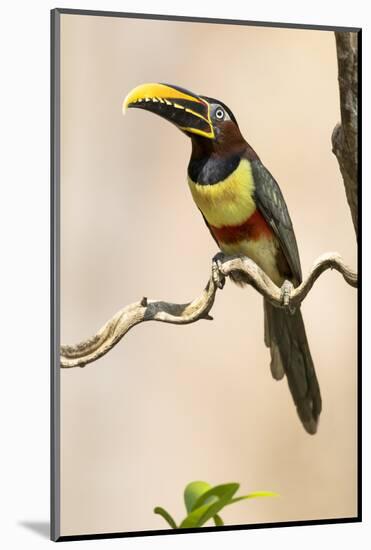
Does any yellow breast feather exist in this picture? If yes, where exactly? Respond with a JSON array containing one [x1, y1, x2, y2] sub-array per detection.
[[187, 159, 256, 227]]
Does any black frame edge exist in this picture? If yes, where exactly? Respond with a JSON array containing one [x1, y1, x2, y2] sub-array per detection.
[[51, 7, 61, 543], [57, 517, 361, 542], [55, 7, 361, 32], [356, 28, 362, 523], [51, 9, 361, 542]]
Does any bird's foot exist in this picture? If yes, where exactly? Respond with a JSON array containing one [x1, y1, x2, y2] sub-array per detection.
[[212, 252, 226, 290], [280, 280, 295, 314]]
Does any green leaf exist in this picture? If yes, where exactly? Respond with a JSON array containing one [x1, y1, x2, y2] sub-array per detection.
[[192, 483, 240, 512], [180, 483, 239, 529], [184, 481, 212, 514], [227, 491, 279, 506], [179, 503, 216, 529], [213, 514, 224, 526], [153, 507, 178, 529]]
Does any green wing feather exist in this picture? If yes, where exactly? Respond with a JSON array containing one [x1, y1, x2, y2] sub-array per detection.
[[251, 159, 302, 285]]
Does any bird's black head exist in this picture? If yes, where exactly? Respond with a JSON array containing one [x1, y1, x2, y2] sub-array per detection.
[[123, 83, 246, 154]]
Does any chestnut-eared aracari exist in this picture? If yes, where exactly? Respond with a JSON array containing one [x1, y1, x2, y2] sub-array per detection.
[[123, 83, 321, 434]]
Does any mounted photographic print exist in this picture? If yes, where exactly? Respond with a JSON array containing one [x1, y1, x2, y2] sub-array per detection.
[[51, 8, 361, 542]]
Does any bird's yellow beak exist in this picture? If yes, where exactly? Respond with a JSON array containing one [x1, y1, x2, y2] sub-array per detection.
[[123, 82, 215, 139]]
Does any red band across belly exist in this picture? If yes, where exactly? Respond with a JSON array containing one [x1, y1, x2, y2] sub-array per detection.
[[210, 209, 273, 244]]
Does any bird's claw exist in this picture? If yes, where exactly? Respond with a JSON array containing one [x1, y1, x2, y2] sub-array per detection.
[[280, 280, 295, 313], [212, 253, 226, 290]]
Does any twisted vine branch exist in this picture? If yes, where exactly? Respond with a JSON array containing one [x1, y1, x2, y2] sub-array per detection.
[[61, 31, 358, 370], [61, 252, 357, 368]]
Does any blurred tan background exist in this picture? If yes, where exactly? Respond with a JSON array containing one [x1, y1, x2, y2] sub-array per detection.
[[60, 14, 357, 536]]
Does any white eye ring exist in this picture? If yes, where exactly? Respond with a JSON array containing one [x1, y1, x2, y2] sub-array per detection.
[[215, 108, 224, 120]]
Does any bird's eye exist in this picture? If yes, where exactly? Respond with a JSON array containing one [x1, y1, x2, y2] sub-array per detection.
[[215, 108, 224, 120]]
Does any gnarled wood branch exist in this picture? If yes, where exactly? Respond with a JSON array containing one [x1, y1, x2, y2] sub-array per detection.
[[332, 31, 359, 238], [61, 252, 357, 368]]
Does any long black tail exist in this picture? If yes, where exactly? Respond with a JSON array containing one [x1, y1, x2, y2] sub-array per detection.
[[264, 299, 322, 434]]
